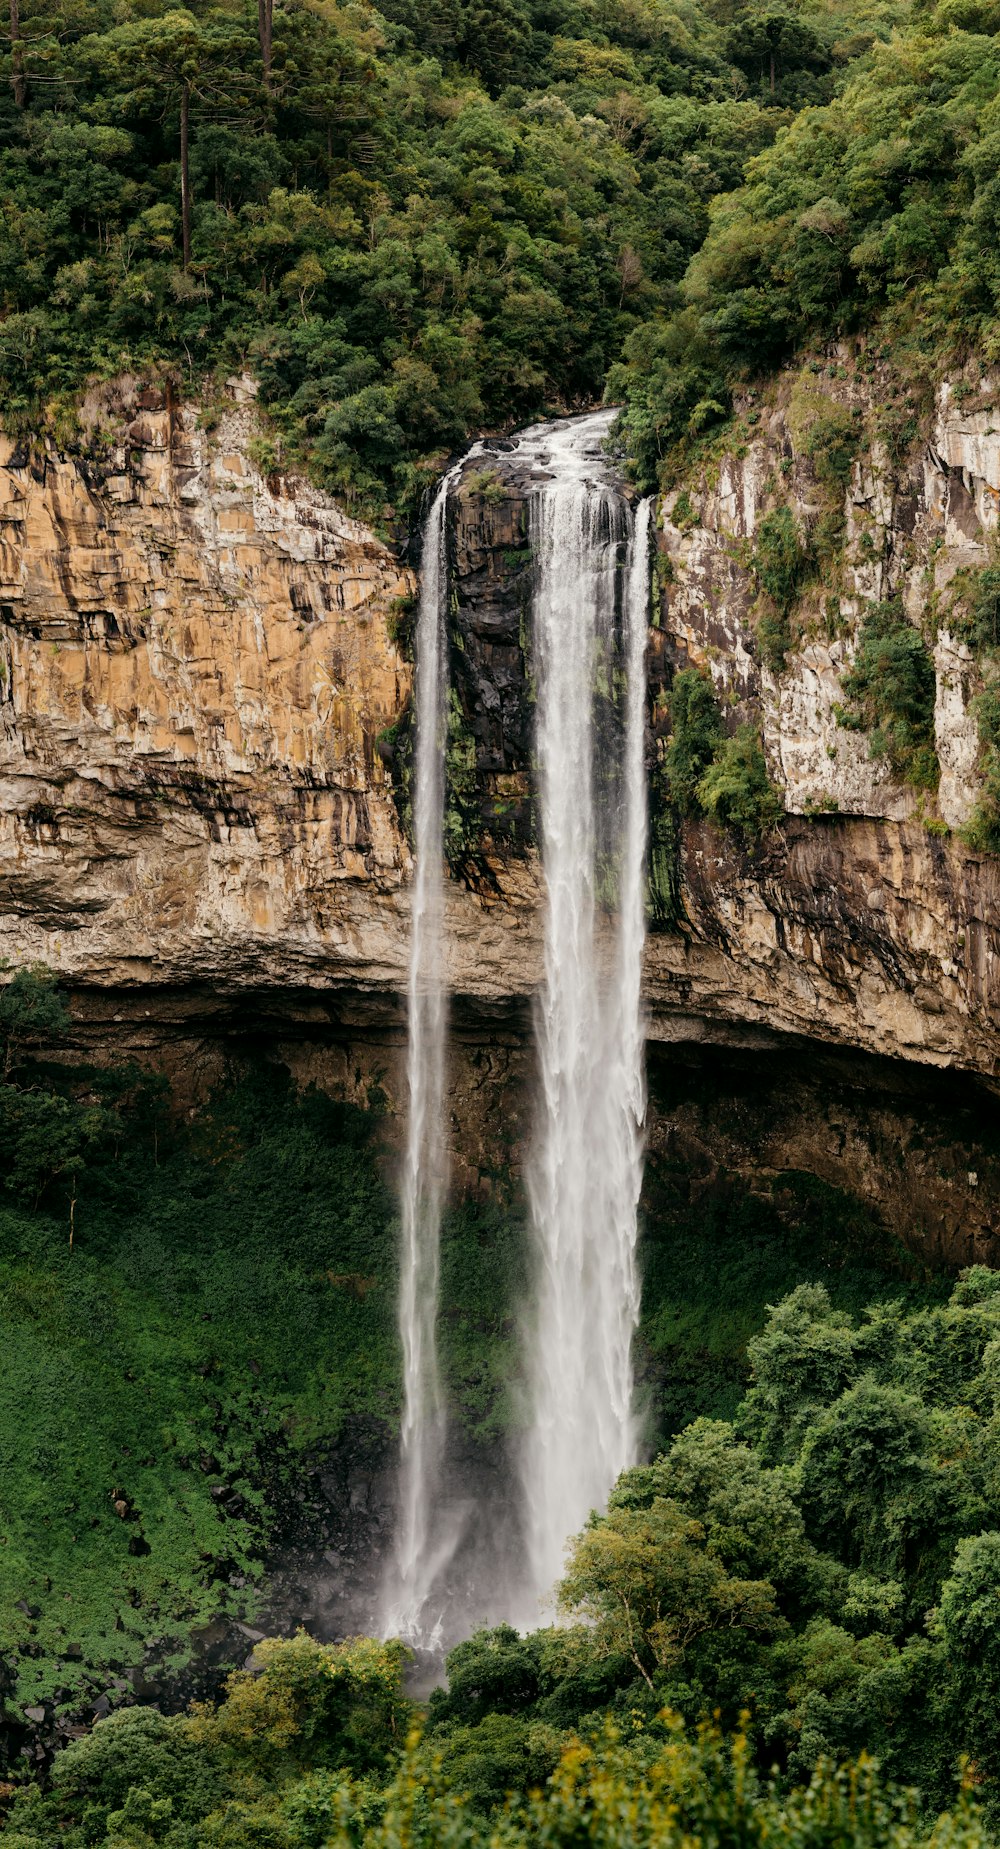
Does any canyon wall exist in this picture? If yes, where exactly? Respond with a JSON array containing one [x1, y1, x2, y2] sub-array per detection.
[[2, 364, 1000, 1255]]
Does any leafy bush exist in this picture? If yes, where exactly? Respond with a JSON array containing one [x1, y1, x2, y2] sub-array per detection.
[[754, 507, 808, 614], [965, 565, 1000, 654], [697, 724, 784, 838], [961, 681, 1000, 850], [653, 675, 782, 856], [660, 667, 724, 816], [5, 1636, 410, 1845], [806, 407, 862, 494], [752, 507, 810, 672], [837, 603, 939, 791]]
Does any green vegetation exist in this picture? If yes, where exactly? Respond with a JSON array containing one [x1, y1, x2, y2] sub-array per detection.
[[967, 565, 1000, 654], [426, 1268, 1000, 1817], [613, 12, 1000, 485], [653, 668, 783, 862], [443, 687, 481, 872], [6, 1637, 991, 1847], [12, 1270, 1000, 1845], [962, 680, 1000, 850], [0, 1033, 538, 1710], [659, 666, 723, 816], [697, 721, 784, 836], [806, 405, 862, 494], [637, 1134, 944, 1439], [752, 505, 810, 672], [0, 967, 936, 1727], [0, 0, 810, 523], [836, 600, 939, 792], [0, 1055, 400, 1710]]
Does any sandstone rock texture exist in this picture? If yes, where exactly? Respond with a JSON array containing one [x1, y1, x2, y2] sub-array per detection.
[[651, 355, 1000, 1084], [3, 370, 1000, 1167], [0, 379, 417, 1000]]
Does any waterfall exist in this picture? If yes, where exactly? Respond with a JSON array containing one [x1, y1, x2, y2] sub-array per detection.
[[518, 416, 651, 1611], [381, 469, 455, 1646], [383, 417, 650, 1646]]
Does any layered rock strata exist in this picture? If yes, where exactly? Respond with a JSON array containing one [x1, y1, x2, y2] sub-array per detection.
[[3, 376, 1000, 1257]]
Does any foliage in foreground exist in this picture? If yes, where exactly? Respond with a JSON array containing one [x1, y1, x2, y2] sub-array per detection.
[[3, 1636, 991, 1848], [10, 1266, 1000, 1843], [420, 1270, 1000, 1818]]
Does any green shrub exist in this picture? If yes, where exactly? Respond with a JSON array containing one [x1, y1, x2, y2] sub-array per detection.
[[758, 607, 794, 674], [961, 681, 1000, 851], [837, 603, 939, 791], [806, 408, 861, 493], [752, 508, 810, 672], [967, 566, 1000, 654], [661, 668, 724, 816], [753, 507, 808, 614], [697, 724, 784, 838]]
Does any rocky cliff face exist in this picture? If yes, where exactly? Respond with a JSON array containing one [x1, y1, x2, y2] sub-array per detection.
[[3, 369, 1000, 1257], [647, 352, 1000, 1081], [0, 378, 415, 1001]]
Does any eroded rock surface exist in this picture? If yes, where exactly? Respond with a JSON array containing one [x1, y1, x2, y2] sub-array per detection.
[[3, 379, 1000, 1259], [647, 358, 1000, 1083], [0, 380, 415, 994]]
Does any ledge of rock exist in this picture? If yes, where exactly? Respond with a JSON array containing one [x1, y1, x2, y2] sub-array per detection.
[[2, 378, 1000, 1102]]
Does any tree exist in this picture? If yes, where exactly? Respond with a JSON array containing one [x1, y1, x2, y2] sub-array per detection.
[[739, 1284, 859, 1462], [0, 962, 70, 1077], [93, 10, 262, 270], [9, 0, 25, 107], [428, 1626, 543, 1728], [559, 1491, 783, 1692], [935, 1532, 1000, 1783], [725, 9, 829, 101]]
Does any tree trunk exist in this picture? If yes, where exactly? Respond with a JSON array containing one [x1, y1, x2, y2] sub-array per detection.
[[180, 81, 191, 270], [258, 0, 272, 88], [769, 48, 776, 94], [10, 0, 26, 107]]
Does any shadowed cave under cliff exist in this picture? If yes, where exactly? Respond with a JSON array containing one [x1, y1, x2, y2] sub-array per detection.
[[2, 982, 999, 1770]]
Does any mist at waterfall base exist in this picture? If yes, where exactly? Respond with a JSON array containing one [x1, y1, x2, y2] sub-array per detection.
[[380, 412, 651, 1665]]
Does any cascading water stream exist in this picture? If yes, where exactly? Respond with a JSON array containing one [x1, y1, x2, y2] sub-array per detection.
[[381, 465, 461, 1647], [517, 415, 651, 1613], [383, 414, 650, 1647]]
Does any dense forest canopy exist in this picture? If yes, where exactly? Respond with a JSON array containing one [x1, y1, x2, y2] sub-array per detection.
[[613, 2, 1000, 483], [0, 0, 913, 518], [10, 1269, 1000, 1843]]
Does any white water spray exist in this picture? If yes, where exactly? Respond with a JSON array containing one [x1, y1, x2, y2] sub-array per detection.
[[518, 415, 651, 1611], [382, 467, 458, 1645]]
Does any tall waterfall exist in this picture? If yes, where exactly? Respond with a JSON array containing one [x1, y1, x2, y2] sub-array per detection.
[[381, 469, 455, 1645], [518, 415, 651, 1611], [383, 415, 650, 1646]]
